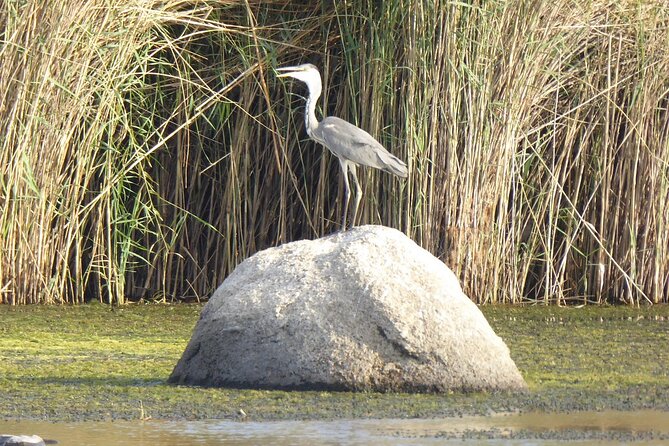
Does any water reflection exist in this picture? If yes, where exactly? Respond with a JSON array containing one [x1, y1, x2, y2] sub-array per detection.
[[1, 410, 669, 446]]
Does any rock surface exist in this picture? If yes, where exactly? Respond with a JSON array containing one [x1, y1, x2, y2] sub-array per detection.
[[169, 225, 527, 392], [0, 435, 46, 446]]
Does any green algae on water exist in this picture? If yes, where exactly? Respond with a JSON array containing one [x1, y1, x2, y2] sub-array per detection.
[[1, 304, 668, 421]]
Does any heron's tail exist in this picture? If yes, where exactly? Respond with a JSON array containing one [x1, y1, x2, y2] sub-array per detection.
[[379, 152, 408, 178]]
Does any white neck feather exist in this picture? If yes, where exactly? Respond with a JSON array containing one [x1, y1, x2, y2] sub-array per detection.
[[303, 75, 322, 137]]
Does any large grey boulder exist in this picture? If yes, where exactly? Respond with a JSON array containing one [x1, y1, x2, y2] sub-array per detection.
[[169, 225, 527, 392]]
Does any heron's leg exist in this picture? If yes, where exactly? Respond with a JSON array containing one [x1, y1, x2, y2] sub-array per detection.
[[349, 165, 362, 227], [339, 159, 351, 231]]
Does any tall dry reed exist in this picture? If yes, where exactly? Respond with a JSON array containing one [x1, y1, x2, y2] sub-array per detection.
[[1, 0, 668, 304]]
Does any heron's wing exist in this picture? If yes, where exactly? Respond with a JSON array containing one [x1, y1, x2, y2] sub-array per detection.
[[317, 117, 408, 177]]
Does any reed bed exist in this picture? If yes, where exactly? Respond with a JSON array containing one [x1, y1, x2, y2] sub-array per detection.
[[1, 0, 668, 304]]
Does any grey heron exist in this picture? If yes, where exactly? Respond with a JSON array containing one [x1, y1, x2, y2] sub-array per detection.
[[276, 63, 408, 230]]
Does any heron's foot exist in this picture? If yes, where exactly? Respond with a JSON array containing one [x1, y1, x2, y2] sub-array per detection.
[[340, 222, 358, 232]]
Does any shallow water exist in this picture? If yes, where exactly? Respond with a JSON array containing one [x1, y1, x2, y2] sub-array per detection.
[[2, 410, 669, 445]]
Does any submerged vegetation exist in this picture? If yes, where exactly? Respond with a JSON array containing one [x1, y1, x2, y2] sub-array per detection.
[[1, 1, 668, 304], [0, 304, 668, 421]]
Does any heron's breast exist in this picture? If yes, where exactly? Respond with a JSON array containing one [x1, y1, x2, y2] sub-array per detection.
[[307, 127, 326, 146]]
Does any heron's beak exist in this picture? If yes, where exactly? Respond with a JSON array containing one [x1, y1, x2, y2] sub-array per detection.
[[276, 66, 302, 78]]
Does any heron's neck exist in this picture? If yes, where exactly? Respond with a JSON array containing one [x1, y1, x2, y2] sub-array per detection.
[[304, 78, 322, 138]]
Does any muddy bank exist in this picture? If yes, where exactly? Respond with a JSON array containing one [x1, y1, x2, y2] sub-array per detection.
[[0, 304, 668, 422]]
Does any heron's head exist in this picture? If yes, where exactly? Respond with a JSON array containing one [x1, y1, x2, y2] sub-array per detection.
[[276, 63, 322, 88]]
